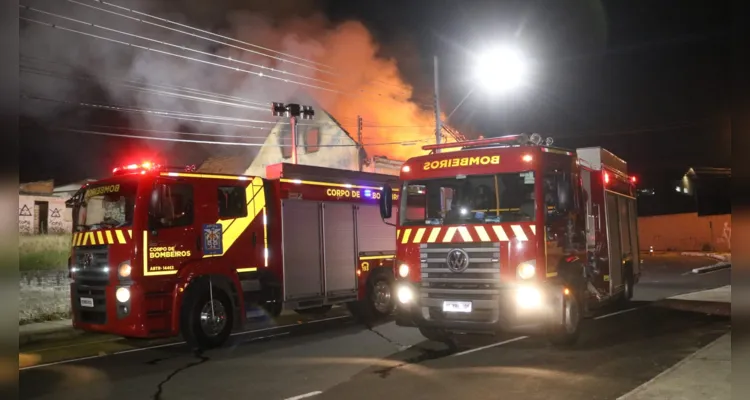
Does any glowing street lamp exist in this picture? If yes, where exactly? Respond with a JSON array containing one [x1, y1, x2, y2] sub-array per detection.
[[474, 46, 528, 94]]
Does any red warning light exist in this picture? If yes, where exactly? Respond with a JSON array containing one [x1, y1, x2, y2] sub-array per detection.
[[113, 161, 159, 175], [604, 171, 610, 184], [630, 176, 637, 184]]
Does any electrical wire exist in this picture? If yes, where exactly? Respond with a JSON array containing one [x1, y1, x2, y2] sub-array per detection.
[[21, 5, 339, 89], [54, 126, 431, 147], [88, 0, 335, 71], [83, 0, 418, 95], [21, 54, 272, 108], [19, 15, 346, 95]]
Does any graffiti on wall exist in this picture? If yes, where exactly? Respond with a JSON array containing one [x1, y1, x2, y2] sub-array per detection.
[[49, 207, 65, 234]]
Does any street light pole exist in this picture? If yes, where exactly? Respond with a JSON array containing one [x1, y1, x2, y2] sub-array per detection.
[[433, 55, 442, 153]]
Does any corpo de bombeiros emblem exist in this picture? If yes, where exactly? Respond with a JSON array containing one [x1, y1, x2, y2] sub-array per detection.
[[446, 248, 470, 273]]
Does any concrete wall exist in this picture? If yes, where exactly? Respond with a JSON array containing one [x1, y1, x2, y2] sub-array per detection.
[[19, 270, 70, 324], [19, 195, 72, 235], [638, 212, 731, 252]]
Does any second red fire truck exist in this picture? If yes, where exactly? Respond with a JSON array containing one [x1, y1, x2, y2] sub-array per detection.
[[66, 162, 400, 348], [378, 134, 641, 346]]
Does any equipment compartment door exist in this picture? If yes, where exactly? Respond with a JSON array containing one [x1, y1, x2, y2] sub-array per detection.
[[281, 200, 322, 300], [628, 199, 640, 275], [356, 204, 397, 253], [604, 192, 622, 292], [322, 202, 357, 295]]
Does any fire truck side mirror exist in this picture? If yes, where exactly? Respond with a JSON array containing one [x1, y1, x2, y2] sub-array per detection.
[[380, 184, 393, 220]]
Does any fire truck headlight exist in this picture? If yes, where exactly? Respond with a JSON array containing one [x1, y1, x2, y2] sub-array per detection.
[[398, 263, 410, 278], [517, 261, 536, 280], [516, 285, 542, 309], [118, 262, 132, 278], [397, 285, 413, 304], [116, 287, 131, 303]]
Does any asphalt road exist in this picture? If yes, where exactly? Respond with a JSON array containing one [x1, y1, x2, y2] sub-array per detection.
[[19, 255, 730, 400]]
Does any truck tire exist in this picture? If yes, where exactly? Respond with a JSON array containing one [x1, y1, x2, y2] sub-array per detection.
[[548, 288, 582, 347], [180, 280, 234, 350], [618, 266, 635, 307], [347, 270, 395, 322], [294, 305, 332, 315]]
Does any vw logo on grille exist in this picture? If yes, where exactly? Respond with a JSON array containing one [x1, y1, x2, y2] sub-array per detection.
[[81, 253, 94, 269], [446, 248, 470, 273]]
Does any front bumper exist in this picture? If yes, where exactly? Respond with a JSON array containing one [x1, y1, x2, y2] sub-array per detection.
[[71, 282, 159, 338], [394, 282, 566, 335]]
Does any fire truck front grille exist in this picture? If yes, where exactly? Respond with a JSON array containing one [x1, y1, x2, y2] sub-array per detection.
[[72, 244, 110, 325], [419, 242, 501, 302]]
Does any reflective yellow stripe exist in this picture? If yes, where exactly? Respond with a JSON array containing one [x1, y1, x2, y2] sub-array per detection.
[[401, 228, 412, 244], [115, 230, 127, 244], [457, 226, 472, 242], [413, 228, 426, 243], [475, 226, 492, 242], [530, 226, 536, 235], [204, 177, 265, 258], [396, 229, 401, 240], [546, 272, 558, 277], [75, 233, 83, 246], [263, 207, 268, 267], [360, 255, 395, 260], [279, 178, 394, 191], [96, 231, 104, 245], [105, 230, 114, 245], [492, 225, 509, 241], [83, 232, 95, 245], [160, 172, 250, 180], [511, 225, 528, 241], [442, 227, 457, 243], [426, 227, 441, 243], [236, 267, 258, 273], [71, 233, 77, 246], [127, 230, 133, 238]]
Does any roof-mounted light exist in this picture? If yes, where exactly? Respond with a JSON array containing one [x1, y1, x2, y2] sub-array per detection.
[[113, 161, 160, 176], [421, 134, 528, 152]]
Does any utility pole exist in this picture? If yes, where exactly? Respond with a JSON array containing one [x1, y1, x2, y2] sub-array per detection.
[[433, 55, 442, 153], [357, 115, 363, 171], [272, 102, 315, 164]]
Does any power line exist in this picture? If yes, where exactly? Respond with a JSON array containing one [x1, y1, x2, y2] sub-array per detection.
[[54, 126, 431, 147], [87, 124, 271, 139], [21, 54, 272, 108], [19, 15, 347, 96], [21, 65, 272, 113], [82, 0, 417, 95], [21, 5, 339, 89], [88, 0, 335, 71]]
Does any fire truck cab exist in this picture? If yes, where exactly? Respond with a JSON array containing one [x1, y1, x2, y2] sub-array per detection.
[[378, 134, 640, 346], [67, 162, 399, 348]]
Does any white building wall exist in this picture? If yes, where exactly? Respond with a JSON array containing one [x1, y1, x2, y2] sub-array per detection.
[[19, 195, 72, 234]]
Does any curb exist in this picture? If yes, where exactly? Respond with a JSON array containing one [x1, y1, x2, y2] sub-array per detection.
[[691, 262, 731, 274], [19, 324, 83, 347], [680, 252, 731, 262]]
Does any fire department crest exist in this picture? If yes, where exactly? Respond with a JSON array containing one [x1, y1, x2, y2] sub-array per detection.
[[202, 224, 223, 255]]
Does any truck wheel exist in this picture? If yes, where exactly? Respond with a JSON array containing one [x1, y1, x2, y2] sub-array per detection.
[[618, 267, 635, 307], [347, 271, 395, 322], [548, 289, 582, 347], [294, 305, 332, 315], [180, 280, 234, 350]]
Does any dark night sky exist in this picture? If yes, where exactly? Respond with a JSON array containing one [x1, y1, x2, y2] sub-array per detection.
[[19, 0, 731, 214]]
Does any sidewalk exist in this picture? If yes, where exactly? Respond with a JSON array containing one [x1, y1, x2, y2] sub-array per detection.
[[619, 286, 731, 399], [19, 319, 80, 346], [618, 333, 730, 400]]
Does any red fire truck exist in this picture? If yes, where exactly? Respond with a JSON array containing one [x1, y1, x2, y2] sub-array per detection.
[[66, 162, 400, 348], [378, 134, 640, 346]]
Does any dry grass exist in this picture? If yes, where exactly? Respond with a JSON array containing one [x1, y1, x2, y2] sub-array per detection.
[[19, 234, 71, 271]]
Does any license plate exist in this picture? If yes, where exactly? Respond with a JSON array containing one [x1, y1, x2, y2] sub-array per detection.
[[80, 297, 94, 308], [443, 301, 472, 313]]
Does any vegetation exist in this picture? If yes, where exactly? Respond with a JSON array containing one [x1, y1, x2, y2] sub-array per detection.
[[20, 234, 70, 271]]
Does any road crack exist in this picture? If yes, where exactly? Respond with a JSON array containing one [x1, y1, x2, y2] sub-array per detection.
[[152, 350, 210, 400], [372, 345, 455, 379]]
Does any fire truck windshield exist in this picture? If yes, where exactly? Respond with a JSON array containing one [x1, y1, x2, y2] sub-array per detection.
[[400, 171, 536, 226], [77, 182, 136, 231]]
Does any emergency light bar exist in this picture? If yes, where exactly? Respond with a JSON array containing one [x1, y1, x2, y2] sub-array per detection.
[[112, 161, 160, 175], [422, 134, 528, 152]]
